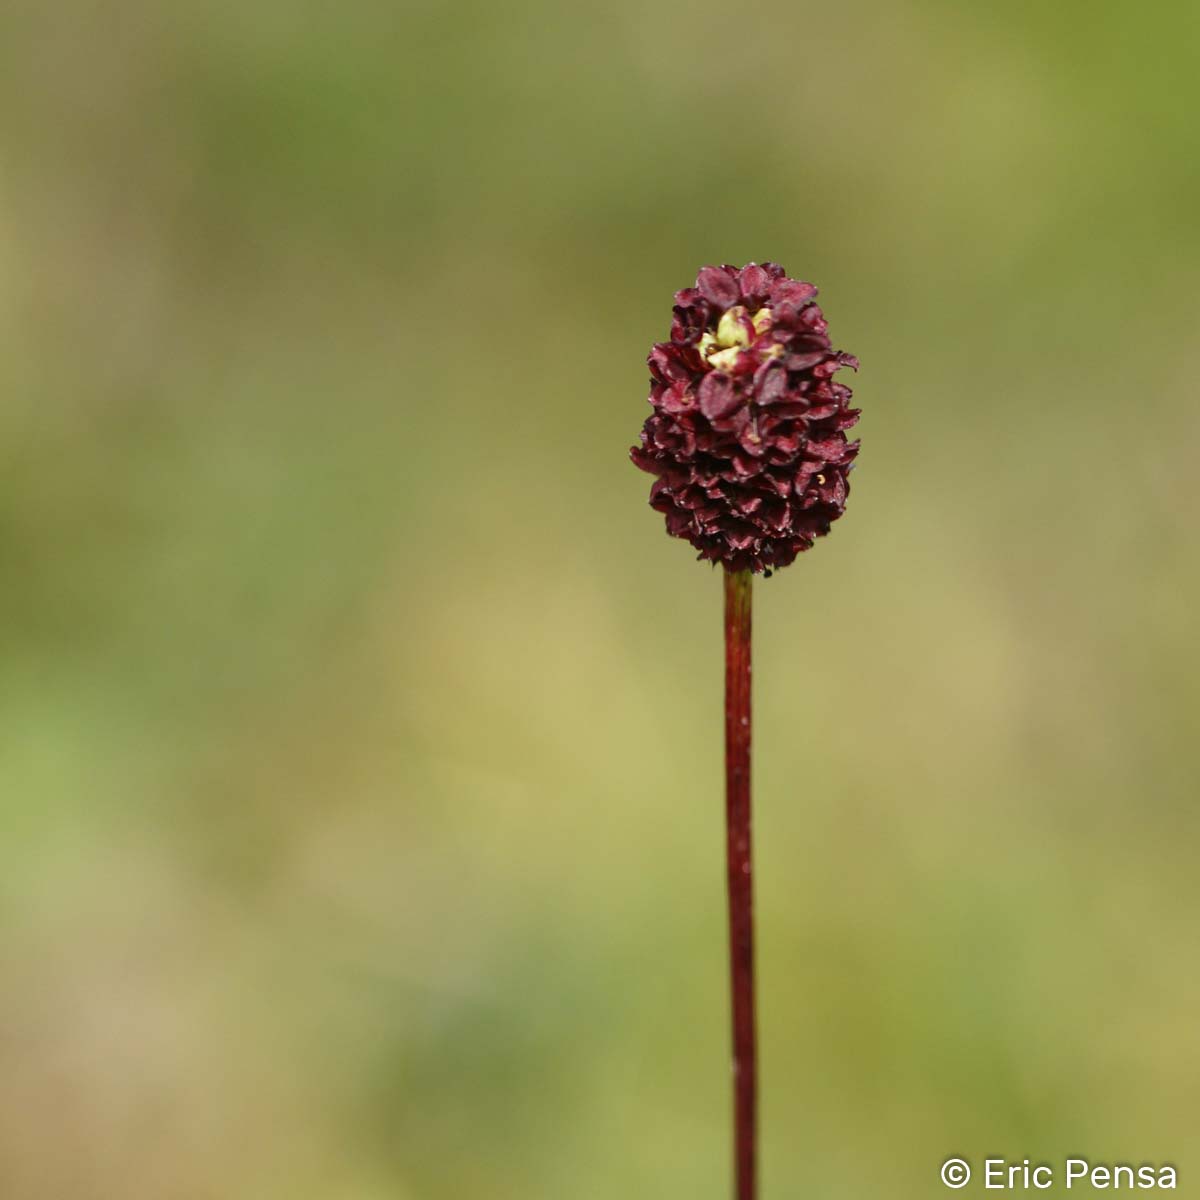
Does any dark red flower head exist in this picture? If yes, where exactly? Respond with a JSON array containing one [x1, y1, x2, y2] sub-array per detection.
[[631, 263, 860, 574]]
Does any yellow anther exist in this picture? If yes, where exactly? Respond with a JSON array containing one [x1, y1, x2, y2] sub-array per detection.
[[707, 346, 742, 372], [716, 306, 752, 350]]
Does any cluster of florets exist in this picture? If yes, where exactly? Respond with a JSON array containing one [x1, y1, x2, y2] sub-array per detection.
[[631, 263, 860, 574]]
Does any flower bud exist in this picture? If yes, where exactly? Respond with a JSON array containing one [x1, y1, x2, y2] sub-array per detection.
[[631, 263, 861, 574]]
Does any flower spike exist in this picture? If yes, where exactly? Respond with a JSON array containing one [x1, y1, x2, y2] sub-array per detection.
[[631, 263, 860, 574]]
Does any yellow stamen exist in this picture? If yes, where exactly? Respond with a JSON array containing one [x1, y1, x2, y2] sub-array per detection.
[[716, 306, 752, 350]]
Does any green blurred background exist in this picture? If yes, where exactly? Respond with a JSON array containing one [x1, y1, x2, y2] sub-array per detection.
[[1, 1, 1198, 1196]]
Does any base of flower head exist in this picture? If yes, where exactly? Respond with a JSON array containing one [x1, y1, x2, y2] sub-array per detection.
[[632, 262, 860, 575]]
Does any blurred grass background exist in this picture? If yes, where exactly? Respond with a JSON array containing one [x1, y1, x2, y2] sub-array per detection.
[[1, 1, 1198, 1196]]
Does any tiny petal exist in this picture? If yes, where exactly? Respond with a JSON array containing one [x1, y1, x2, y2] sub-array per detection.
[[770, 279, 818, 307], [786, 351, 829, 372], [697, 266, 740, 309], [648, 343, 692, 383], [671, 300, 709, 345], [754, 362, 787, 405], [658, 381, 695, 414], [698, 372, 741, 420], [805, 434, 847, 461], [738, 263, 770, 305]]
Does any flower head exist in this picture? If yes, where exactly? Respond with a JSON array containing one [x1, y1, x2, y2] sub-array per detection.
[[631, 263, 860, 574]]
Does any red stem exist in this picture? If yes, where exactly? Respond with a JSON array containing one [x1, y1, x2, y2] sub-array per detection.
[[723, 567, 756, 1200]]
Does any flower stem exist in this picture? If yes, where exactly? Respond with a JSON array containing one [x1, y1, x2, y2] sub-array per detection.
[[723, 566, 756, 1200]]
